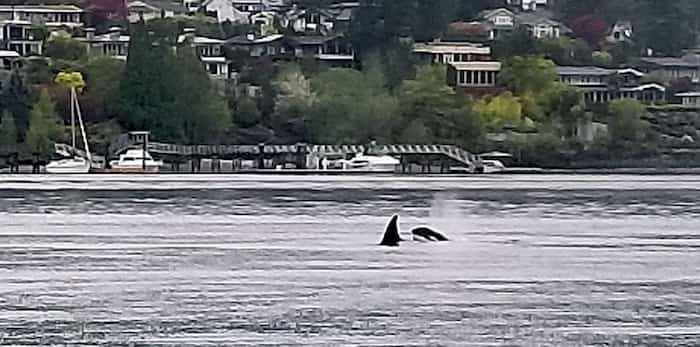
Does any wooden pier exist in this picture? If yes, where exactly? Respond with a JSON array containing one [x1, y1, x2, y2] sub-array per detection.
[[105, 132, 481, 173]]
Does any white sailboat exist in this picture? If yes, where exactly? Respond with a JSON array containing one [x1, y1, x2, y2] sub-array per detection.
[[46, 88, 91, 174]]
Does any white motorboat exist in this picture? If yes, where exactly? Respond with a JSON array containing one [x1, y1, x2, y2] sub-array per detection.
[[109, 149, 164, 173], [46, 87, 92, 174], [338, 154, 400, 172], [482, 159, 507, 173]]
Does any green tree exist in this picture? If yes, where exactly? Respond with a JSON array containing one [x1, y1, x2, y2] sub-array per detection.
[[0, 110, 18, 146], [44, 31, 87, 61], [26, 90, 64, 155], [234, 97, 262, 128], [83, 57, 124, 121], [499, 55, 557, 97], [607, 98, 649, 150], [172, 44, 230, 144], [397, 64, 482, 144], [309, 68, 398, 143], [540, 83, 586, 138], [473, 92, 523, 131], [272, 64, 316, 142], [0, 70, 32, 141]]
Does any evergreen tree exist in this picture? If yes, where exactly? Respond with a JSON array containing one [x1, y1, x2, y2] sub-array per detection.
[[0, 110, 18, 146], [0, 70, 32, 141], [172, 44, 230, 144], [26, 90, 63, 155]]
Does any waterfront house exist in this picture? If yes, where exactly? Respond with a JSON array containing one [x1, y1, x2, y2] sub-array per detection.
[[127, 0, 188, 23], [0, 21, 44, 56], [413, 39, 501, 91]]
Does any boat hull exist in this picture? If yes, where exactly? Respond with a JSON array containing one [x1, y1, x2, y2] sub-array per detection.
[[45, 159, 90, 174]]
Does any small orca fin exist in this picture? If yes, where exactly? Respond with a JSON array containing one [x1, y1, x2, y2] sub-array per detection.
[[411, 227, 449, 242], [379, 215, 402, 246]]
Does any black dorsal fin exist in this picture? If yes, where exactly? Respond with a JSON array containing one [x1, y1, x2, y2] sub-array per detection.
[[379, 215, 401, 246]]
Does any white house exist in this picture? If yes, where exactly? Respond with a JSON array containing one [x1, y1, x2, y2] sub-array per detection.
[[480, 7, 569, 39], [0, 50, 20, 70], [507, 0, 549, 11], [0, 4, 85, 56], [127, 0, 188, 23], [607, 20, 633, 43], [178, 28, 231, 79], [0, 5, 83, 28], [250, 11, 277, 36], [201, 0, 271, 23]]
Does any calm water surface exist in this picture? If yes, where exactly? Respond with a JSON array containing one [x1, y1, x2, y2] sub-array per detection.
[[0, 174, 699, 346]]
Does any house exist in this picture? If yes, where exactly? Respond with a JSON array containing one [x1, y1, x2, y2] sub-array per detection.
[[285, 34, 354, 66], [507, 0, 549, 11], [675, 92, 700, 106], [515, 11, 569, 39], [638, 56, 700, 84], [479, 8, 516, 40], [413, 40, 492, 64], [413, 39, 501, 90], [227, 33, 285, 57], [479, 7, 569, 39], [557, 66, 665, 103], [447, 61, 502, 89], [80, 27, 130, 60], [0, 22, 44, 56], [179, 28, 231, 79], [0, 5, 84, 28], [250, 11, 277, 36], [607, 20, 633, 43], [127, 0, 188, 23], [201, 0, 272, 23], [280, 6, 336, 35], [183, 0, 202, 12]]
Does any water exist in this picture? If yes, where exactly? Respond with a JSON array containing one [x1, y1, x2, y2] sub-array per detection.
[[0, 174, 699, 346]]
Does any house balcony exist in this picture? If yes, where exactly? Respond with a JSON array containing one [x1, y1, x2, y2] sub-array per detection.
[[314, 52, 354, 61]]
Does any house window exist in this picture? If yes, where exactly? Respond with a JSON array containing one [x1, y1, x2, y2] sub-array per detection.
[[208, 63, 218, 75], [466, 70, 473, 85]]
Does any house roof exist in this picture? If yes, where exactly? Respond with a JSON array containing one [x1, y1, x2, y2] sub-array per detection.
[[557, 66, 615, 76], [479, 8, 515, 20], [0, 50, 21, 59], [413, 41, 491, 55], [128, 0, 187, 13], [617, 68, 644, 77], [227, 34, 284, 45], [178, 34, 224, 44], [640, 56, 700, 68], [675, 91, 700, 97], [0, 5, 83, 13], [619, 83, 666, 92], [449, 61, 502, 71], [287, 34, 342, 46]]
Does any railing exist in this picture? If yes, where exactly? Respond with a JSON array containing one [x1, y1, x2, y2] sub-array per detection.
[[108, 134, 478, 168]]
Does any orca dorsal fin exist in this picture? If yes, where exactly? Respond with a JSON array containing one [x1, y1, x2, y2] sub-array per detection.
[[379, 215, 402, 246]]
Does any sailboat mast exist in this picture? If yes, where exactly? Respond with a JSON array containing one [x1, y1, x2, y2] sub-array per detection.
[[71, 88, 76, 150], [73, 88, 91, 163]]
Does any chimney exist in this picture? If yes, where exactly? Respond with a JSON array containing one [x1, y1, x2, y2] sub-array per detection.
[[84, 28, 95, 41], [108, 26, 121, 40]]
